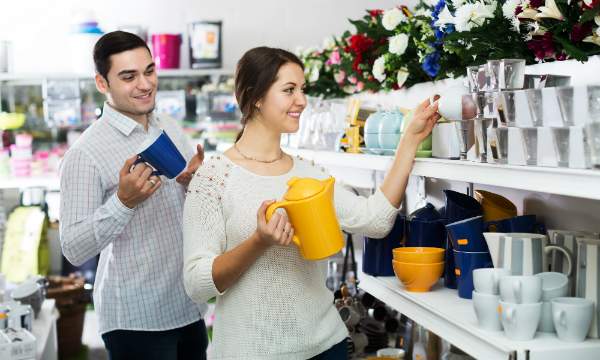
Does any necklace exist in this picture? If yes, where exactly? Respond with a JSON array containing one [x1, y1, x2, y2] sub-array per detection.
[[234, 142, 284, 163]]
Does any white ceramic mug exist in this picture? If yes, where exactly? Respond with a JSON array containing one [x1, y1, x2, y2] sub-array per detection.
[[575, 237, 600, 338], [473, 268, 511, 295], [499, 301, 542, 341], [552, 297, 594, 342], [473, 291, 502, 331], [499, 275, 542, 304]]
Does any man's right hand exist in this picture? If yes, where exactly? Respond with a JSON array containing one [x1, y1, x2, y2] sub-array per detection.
[[117, 155, 162, 209]]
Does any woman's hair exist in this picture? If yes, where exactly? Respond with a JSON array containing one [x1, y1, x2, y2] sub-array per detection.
[[234, 47, 304, 141]]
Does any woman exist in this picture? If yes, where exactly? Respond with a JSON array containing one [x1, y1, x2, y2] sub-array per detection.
[[182, 47, 440, 360]]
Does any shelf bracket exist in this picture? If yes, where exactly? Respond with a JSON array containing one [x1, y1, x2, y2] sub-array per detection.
[[415, 175, 427, 209]]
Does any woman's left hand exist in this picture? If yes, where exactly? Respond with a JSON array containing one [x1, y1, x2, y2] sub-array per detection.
[[402, 96, 441, 146]]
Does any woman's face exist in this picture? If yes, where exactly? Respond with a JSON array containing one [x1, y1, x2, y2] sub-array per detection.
[[256, 62, 307, 133]]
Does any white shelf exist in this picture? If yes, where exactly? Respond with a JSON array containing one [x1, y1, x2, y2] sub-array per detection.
[[0, 175, 60, 191], [283, 149, 600, 200], [359, 275, 600, 360]]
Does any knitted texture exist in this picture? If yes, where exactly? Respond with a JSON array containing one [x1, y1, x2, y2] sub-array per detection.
[[183, 154, 398, 359]]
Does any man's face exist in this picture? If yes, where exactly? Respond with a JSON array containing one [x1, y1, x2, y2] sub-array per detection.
[[96, 47, 157, 120]]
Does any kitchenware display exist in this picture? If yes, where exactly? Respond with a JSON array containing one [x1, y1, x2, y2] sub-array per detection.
[[575, 237, 600, 338], [363, 216, 403, 276], [474, 190, 517, 223], [392, 260, 444, 292], [472, 291, 502, 331], [473, 268, 511, 295], [151, 33, 181, 69], [453, 250, 493, 299], [552, 297, 594, 342], [548, 230, 599, 295], [499, 300, 542, 341], [266, 177, 343, 260], [446, 216, 489, 252], [432, 122, 461, 159], [485, 214, 539, 233], [10, 280, 43, 317], [467, 65, 486, 93], [483, 232, 572, 276], [523, 74, 571, 89], [499, 275, 542, 304], [535, 272, 569, 333], [486, 59, 526, 90], [135, 128, 187, 179], [487, 127, 509, 164]]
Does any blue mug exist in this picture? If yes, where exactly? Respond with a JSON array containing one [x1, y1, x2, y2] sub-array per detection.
[[485, 215, 542, 233], [444, 190, 483, 223], [135, 129, 187, 179], [446, 216, 489, 252], [363, 216, 403, 276], [405, 218, 447, 248], [444, 237, 457, 289], [453, 249, 493, 299]]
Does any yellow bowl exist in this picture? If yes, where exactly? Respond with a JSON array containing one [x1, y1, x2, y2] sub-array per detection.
[[393, 247, 445, 264], [0, 112, 26, 130], [392, 260, 444, 292]]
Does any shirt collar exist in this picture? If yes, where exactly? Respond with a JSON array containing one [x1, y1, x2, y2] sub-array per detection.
[[102, 102, 161, 136]]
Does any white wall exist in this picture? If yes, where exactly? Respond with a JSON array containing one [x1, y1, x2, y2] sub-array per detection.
[[0, 0, 412, 73]]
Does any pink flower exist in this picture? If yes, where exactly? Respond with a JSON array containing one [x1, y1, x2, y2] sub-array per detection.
[[334, 71, 346, 84], [527, 32, 556, 60], [326, 50, 341, 66], [356, 81, 365, 92], [348, 75, 358, 84]]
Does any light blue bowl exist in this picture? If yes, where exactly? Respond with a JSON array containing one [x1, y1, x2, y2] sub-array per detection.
[[379, 111, 403, 134], [378, 132, 401, 149], [365, 132, 380, 149], [365, 111, 385, 134]]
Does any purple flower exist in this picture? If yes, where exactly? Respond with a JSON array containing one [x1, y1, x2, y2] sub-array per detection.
[[571, 23, 593, 43]]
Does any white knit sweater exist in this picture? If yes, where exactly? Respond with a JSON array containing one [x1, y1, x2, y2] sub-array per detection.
[[182, 154, 398, 360]]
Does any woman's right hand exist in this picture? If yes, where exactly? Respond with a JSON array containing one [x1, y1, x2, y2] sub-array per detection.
[[255, 200, 295, 247]]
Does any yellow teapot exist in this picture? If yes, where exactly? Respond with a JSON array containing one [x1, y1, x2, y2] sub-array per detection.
[[266, 176, 344, 260]]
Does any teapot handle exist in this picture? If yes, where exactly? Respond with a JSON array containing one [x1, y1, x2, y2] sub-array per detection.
[[265, 201, 300, 247]]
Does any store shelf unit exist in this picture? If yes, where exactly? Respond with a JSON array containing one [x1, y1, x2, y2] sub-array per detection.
[[0, 68, 233, 81], [359, 275, 600, 360], [0, 175, 60, 191], [284, 149, 600, 200]]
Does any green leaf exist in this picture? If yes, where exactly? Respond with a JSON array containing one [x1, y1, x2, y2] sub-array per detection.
[[554, 35, 589, 61], [581, 7, 600, 23]]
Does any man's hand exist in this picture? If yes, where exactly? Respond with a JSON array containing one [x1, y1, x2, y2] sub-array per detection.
[[117, 155, 162, 209], [176, 144, 204, 187]]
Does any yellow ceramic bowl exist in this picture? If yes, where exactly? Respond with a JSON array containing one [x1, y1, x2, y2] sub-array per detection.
[[392, 247, 445, 264], [392, 260, 444, 292], [0, 112, 25, 130]]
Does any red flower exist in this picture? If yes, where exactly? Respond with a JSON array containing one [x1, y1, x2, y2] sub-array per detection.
[[583, 0, 600, 9], [529, 0, 544, 8], [368, 9, 384, 17], [349, 34, 374, 55], [527, 32, 556, 60], [515, 6, 523, 15], [571, 23, 593, 43], [556, 53, 568, 61]]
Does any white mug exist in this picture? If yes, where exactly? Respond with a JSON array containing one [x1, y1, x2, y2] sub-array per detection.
[[499, 301, 542, 341], [473, 291, 502, 332], [499, 275, 542, 304], [552, 297, 594, 342], [473, 268, 511, 295]]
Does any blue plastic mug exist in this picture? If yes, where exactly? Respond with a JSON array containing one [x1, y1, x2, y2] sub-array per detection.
[[405, 218, 447, 248], [444, 189, 483, 223], [453, 250, 493, 299], [446, 216, 489, 252], [485, 215, 541, 233], [363, 216, 403, 276], [136, 129, 186, 179]]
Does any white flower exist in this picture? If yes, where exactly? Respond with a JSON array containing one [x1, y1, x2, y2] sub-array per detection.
[[434, 5, 455, 30], [536, 0, 564, 20], [397, 69, 409, 88], [452, 0, 467, 8], [424, 0, 440, 6], [454, 2, 495, 32], [382, 8, 406, 31], [595, 15, 600, 26], [343, 85, 357, 94], [584, 0, 595, 6], [389, 33, 409, 55], [415, 8, 432, 17], [373, 55, 387, 83], [322, 36, 335, 50], [308, 65, 320, 82], [584, 31, 600, 47], [502, 0, 522, 31]]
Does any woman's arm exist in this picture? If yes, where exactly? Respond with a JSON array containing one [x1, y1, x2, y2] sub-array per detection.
[[380, 97, 440, 208]]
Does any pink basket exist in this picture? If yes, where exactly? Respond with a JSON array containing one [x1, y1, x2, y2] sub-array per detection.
[[151, 34, 181, 69]]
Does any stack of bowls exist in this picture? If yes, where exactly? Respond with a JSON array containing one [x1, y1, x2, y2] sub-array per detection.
[[364, 111, 403, 154], [392, 247, 445, 292]]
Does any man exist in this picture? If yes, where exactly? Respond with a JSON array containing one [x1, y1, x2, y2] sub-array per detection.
[[59, 31, 207, 360]]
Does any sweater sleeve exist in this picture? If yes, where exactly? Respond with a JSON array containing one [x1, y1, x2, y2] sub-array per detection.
[[182, 157, 228, 304], [334, 183, 400, 239]]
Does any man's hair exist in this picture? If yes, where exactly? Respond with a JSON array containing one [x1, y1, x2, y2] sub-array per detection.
[[93, 31, 151, 82]]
